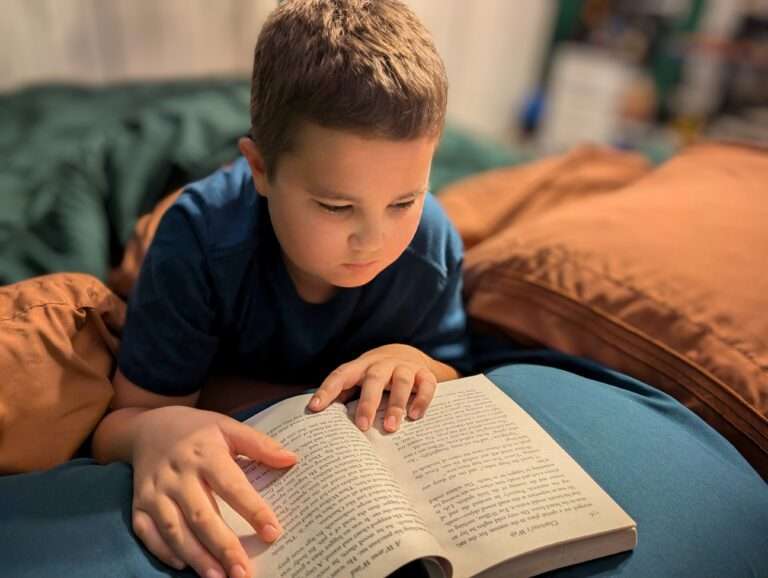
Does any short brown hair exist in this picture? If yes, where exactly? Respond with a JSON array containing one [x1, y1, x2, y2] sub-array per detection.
[[250, 0, 448, 179]]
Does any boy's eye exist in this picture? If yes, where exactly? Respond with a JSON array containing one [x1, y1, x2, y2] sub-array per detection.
[[391, 199, 416, 210], [315, 198, 415, 214], [317, 202, 352, 214]]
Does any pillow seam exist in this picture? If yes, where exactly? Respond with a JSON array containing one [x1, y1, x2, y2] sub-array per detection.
[[475, 269, 768, 445], [0, 301, 98, 323], [500, 248, 767, 376]]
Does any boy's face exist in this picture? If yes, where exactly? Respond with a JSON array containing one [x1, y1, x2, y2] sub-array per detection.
[[240, 122, 438, 303]]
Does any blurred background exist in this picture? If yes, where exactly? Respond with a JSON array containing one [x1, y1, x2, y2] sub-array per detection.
[[2, 0, 766, 160]]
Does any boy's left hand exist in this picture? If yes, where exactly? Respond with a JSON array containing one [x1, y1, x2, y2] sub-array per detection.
[[307, 344, 439, 433]]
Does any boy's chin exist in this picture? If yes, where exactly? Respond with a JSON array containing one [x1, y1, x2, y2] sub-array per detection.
[[330, 269, 381, 288], [320, 258, 396, 289], [332, 275, 377, 289]]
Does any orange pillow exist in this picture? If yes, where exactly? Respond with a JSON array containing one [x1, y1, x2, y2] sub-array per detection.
[[440, 143, 768, 479], [109, 188, 183, 299], [0, 273, 124, 473]]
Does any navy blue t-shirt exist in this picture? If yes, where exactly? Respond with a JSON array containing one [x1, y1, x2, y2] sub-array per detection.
[[118, 157, 471, 396]]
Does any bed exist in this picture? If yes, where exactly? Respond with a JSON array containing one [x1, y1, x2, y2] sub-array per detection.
[[1, 79, 766, 578]]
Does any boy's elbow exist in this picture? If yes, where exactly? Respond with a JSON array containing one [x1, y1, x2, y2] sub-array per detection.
[[111, 368, 200, 410]]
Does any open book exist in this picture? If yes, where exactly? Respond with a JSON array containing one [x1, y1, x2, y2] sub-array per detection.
[[218, 374, 637, 578]]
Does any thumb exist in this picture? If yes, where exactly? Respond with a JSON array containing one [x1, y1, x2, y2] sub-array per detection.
[[221, 419, 299, 468]]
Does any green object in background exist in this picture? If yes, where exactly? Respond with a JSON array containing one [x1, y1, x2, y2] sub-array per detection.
[[430, 126, 524, 194], [0, 79, 252, 285], [0, 79, 521, 285]]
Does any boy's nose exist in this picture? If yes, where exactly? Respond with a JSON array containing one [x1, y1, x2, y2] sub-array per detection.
[[349, 221, 384, 254]]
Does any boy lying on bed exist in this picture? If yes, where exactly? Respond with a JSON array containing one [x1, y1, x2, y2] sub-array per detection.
[[92, 2, 471, 577]]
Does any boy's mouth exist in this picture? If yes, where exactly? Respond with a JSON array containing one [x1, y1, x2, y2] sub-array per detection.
[[343, 260, 377, 270]]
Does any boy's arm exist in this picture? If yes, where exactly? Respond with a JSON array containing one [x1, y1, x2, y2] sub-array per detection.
[[95, 194, 292, 578], [92, 369, 200, 464], [309, 342, 459, 433], [94, 371, 295, 578], [311, 255, 469, 432], [362, 342, 461, 382]]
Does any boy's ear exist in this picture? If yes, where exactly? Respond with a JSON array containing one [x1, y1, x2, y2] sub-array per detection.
[[238, 137, 271, 196]]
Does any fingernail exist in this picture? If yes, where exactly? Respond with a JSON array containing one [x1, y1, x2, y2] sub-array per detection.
[[205, 569, 224, 578], [262, 523, 280, 542], [357, 416, 369, 431], [230, 564, 247, 578], [278, 448, 297, 458], [410, 407, 422, 420], [385, 415, 397, 431], [309, 396, 320, 410]]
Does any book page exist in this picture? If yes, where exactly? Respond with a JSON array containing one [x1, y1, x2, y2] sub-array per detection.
[[216, 394, 450, 578], [357, 375, 636, 578]]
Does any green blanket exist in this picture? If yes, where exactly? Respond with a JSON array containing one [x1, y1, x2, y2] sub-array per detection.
[[0, 79, 521, 285]]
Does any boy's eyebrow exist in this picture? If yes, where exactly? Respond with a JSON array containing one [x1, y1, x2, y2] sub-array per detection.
[[311, 187, 427, 202]]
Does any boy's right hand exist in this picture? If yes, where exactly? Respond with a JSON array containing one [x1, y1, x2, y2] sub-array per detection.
[[129, 406, 298, 578]]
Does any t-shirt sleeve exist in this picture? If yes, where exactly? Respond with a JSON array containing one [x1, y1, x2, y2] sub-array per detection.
[[117, 199, 219, 396], [408, 258, 473, 376]]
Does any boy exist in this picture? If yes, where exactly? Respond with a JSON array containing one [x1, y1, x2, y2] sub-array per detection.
[[93, 1, 470, 577]]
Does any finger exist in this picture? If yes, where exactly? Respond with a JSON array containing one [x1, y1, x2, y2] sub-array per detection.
[[336, 388, 359, 405], [384, 365, 416, 432], [173, 473, 251, 578], [203, 452, 285, 544], [309, 362, 365, 411], [205, 480, 222, 517], [355, 362, 394, 431], [142, 494, 225, 578], [408, 368, 438, 420], [131, 508, 186, 571], [223, 420, 299, 469]]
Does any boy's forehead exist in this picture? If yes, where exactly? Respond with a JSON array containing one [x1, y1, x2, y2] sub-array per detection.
[[291, 121, 436, 154], [284, 122, 436, 194]]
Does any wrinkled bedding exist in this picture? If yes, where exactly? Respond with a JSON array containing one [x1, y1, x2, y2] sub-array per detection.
[[0, 79, 520, 285], [439, 143, 768, 479]]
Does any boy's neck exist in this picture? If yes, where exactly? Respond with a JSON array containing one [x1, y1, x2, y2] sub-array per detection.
[[281, 252, 339, 304]]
